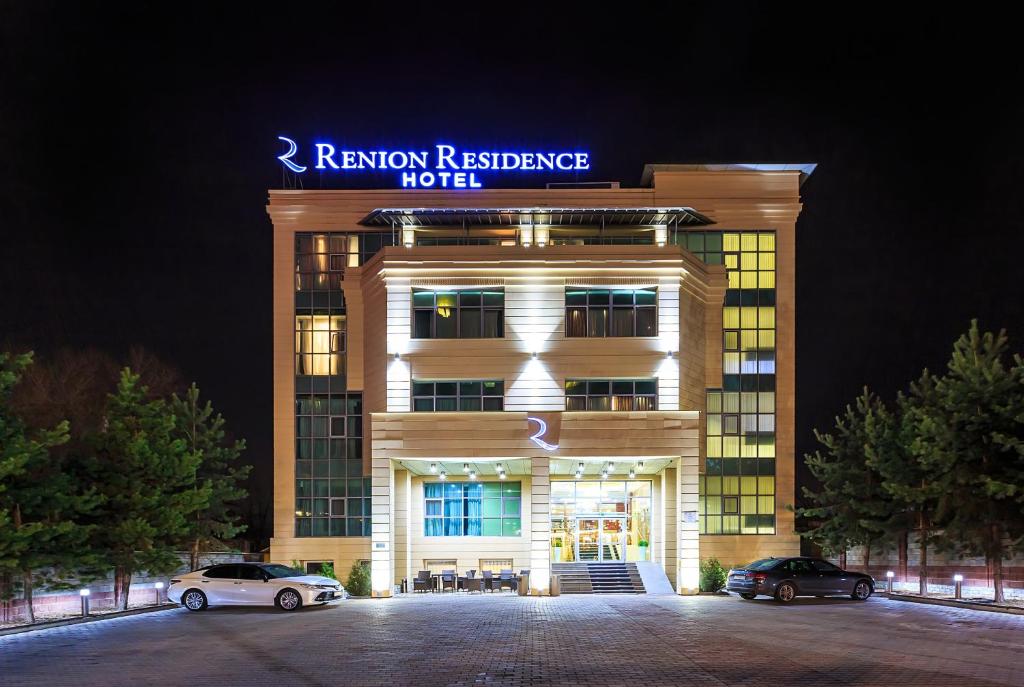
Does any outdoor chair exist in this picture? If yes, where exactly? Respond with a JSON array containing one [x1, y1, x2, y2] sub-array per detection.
[[441, 570, 457, 592], [463, 577, 483, 593], [498, 569, 515, 592], [481, 570, 496, 592], [413, 570, 432, 593]]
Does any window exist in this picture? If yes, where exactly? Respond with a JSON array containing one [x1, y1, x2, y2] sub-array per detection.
[[424, 481, 522, 537], [304, 561, 333, 575], [295, 392, 369, 538], [565, 379, 657, 411], [295, 233, 357, 293], [684, 231, 778, 537], [412, 380, 504, 411], [203, 565, 238, 579], [810, 560, 841, 572], [295, 315, 346, 376], [565, 288, 657, 337], [238, 565, 265, 581], [479, 558, 514, 573], [412, 289, 504, 338]]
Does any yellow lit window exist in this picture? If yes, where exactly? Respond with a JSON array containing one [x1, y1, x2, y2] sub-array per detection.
[[758, 307, 776, 329], [723, 307, 740, 328], [707, 391, 723, 413], [722, 392, 740, 413], [723, 233, 740, 252], [741, 308, 758, 329], [758, 330, 775, 349], [724, 331, 739, 350], [740, 272, 757, 289], [741, 330, 758, 350], [707, 437, 722, 457], [723, 436, 740, 457], [723, 352, 740, 374], [758, 252, 775, 271], [758, 436, 775, 457], [727, 271, 740, 289], [705, 476, 722, 495], [758, 233, 775, 252], [758, 476, 775, 495], [724, 254, 739, 270], [707, 414, 722, 436], [723, 476, 739, 495], [295, 315, 346, 376], [740, 233, 758, 252], [741, 253, 757, 270], [740, 392, 758, 413], [758, 392, 775, 413], [757, 271, 776, 289]]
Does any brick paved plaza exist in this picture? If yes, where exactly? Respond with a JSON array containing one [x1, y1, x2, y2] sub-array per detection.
[[2, 593, 1023, 686]]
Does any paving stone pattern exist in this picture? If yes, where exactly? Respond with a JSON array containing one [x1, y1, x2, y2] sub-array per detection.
[[2, 593, 1023, 686]]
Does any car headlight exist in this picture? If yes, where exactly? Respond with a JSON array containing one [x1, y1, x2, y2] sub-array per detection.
[[300, 583, 318, 589]]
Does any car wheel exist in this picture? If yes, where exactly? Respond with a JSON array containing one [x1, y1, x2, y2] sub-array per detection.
[[740, 593, 756, 600], [182, 589, 208, 611], [775, 582, 797, 603], [851, 580, 873, 600], [276, 588, 303, 611]]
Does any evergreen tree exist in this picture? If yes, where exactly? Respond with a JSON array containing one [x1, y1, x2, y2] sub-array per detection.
[[86, 369, 209, 610], [0, 352, 80, 621], [912, 322, 1024, 603], [797, 388, 894, 566], [865, 386, 940, 593], [170, 384, 250, 570]]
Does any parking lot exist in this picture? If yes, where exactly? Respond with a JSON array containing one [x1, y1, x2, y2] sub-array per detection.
[[2, 592, 1023, 686]]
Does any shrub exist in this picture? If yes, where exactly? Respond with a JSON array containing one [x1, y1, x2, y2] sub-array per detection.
[[699, 558, 727, 593], [345, 561, 371, 597], [318, 562, 337, 580]]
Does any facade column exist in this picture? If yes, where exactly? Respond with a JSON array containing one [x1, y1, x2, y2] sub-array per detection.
[[370, 457, 395, 597], [529, 455, 551, 594], [661, 465, 678, 588], [677, 455, 700, 594]]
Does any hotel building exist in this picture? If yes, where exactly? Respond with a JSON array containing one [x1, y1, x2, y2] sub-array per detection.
[[267, 163, 812, 595]]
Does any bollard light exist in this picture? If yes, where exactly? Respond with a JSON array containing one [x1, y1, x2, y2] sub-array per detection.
[[954, 574, 964, 600], [885, 571, 894, 595], [155, 581, 165, 605], [79, 588, 91, 617]]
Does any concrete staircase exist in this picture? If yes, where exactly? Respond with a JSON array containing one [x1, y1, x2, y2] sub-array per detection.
[[552, 562, 646, 594]]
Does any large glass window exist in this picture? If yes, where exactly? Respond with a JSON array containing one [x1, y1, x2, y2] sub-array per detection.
[[549, 480, 652, 562], [680, 231, 777, 535], [565, 288, 657, 337], [412, 289, 504, 339], [295, 392, 369, 537], [565, 379, 657, 411], [424, 481, 521, 536], [295, 315, 345, 376], [412, 380, 504, 411]]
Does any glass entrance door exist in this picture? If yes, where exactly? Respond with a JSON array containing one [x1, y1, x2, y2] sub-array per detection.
[[574, 517, 626, 561], [600, 518, 625, 561], [576, 518, 599, 561]]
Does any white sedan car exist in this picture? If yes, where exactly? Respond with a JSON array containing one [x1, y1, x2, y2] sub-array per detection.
[[168, 563, 343, 611]]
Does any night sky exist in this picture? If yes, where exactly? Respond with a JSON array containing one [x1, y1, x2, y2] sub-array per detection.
[[2, 5, 1022, 520]]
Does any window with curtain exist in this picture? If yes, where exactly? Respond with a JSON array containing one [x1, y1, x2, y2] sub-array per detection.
[[295, 315, 346, 376], [424, 481, 521, 536], [564, 288, 657, 337], [412, 380, 504, 411], [565, 379, 657, 411], [412, 289, 504, 338]]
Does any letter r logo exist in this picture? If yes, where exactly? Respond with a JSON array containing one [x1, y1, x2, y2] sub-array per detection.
[[277, 136, 307, 173]]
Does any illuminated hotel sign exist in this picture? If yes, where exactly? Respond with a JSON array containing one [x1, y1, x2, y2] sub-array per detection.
[[277, 137, 590, 189]]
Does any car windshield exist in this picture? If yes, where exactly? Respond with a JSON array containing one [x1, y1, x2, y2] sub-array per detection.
[[260, 564, 304, 579], [741, 559, 780, 571]]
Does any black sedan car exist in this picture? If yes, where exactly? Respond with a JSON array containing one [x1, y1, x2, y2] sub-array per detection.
[[725, 557, 874, 602]]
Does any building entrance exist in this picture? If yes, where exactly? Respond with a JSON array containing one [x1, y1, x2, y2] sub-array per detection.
[[575, 517, 626, 562]]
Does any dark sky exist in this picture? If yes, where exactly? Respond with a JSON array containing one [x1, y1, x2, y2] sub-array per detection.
[[2, 4, 1022, 517]]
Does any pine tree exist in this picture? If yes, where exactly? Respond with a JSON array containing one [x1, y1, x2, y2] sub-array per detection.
[[797, 388, 894, 567], [170, 384, 250, 570], [0, 352, 77, 621], [912, 322, 1024, 603], [85, 369, 209, 610]]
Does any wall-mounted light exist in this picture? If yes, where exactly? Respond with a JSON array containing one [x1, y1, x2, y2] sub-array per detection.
[[535, 226, 549, 247], [520, 225, 533, 247], [498, 471, 506, 480], [601, 470, 609, 480], [655, 224, 668, 247], [469, 470, 477, 480], [439, 470, 447, 480], [629, 468, 636, 479], [606, 461, 614, 472], [402, 227, 415, 248], [462, 463, 470, 472], [637, 461, 644, 471], [429, 463, 437, 473], [574, 470, 582, 479]]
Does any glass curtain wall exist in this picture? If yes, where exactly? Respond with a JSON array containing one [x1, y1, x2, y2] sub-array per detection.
[[677, 231, 777, 535]]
